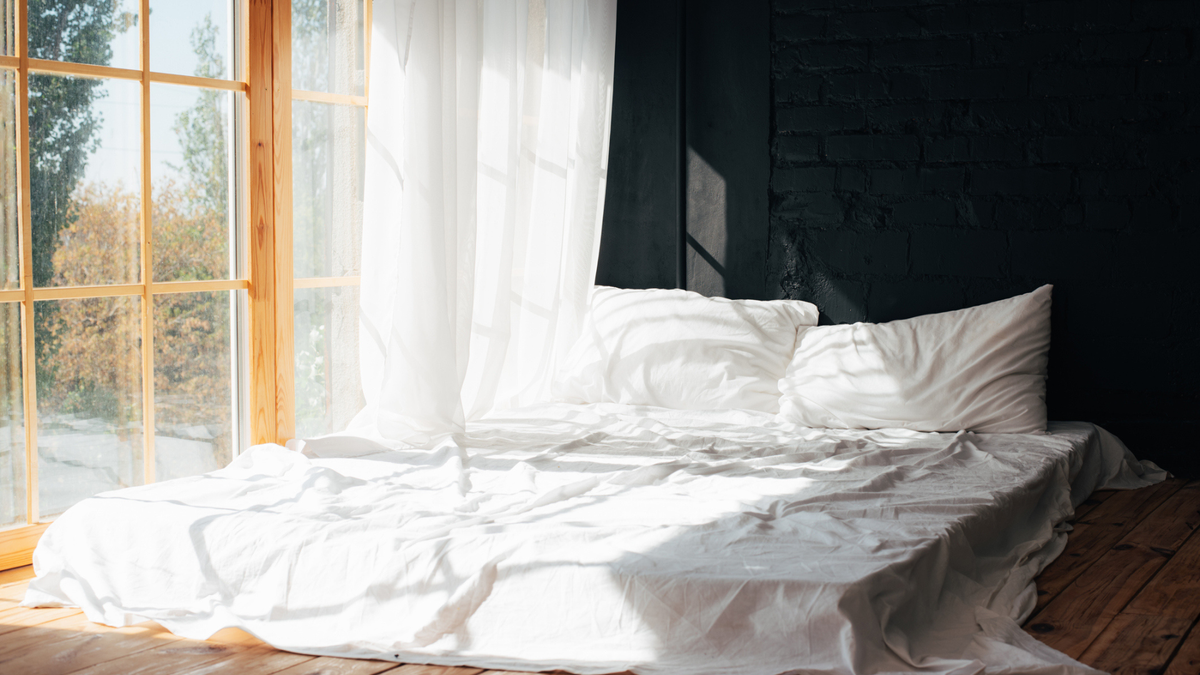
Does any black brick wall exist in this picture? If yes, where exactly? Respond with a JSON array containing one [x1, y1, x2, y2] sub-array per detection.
[[769, 0, 1200, 474]]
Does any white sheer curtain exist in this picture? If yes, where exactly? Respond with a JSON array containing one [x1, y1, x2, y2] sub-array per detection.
[[355, 0, 617, 444]]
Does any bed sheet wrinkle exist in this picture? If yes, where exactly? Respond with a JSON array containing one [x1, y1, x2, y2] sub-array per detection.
[[22, 403, 1162, 675]]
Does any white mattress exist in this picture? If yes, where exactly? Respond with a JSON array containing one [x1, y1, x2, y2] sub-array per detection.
[[24, 404, 1164, 675]]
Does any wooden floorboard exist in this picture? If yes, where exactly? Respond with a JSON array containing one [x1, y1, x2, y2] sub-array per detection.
[[1031, 477, 1185, 615], [0, 478, 1196, 674]]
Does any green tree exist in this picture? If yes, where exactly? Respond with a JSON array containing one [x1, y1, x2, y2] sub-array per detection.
[[28, 0, 135, 287], [170, 14, 227, 220], [28, 0, 137, 405]]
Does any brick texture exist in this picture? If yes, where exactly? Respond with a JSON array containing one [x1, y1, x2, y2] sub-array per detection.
[[769, 0, 1200, 474]]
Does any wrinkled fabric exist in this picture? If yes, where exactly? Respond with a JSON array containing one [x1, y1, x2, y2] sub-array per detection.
[[25, 405, 1164, 675], [555, 287, 819, 412], [779, 285, 1052, 434], [358, 0, 617, 444]]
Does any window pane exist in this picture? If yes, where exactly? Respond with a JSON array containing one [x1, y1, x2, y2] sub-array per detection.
[[293, 100, 363, 278], [30, 75, 141, 288], [37, 296, 143, 520], [0, 303, 24, 529], [149, 0, 233, 81], [1, 2, 13, 56], [292, 0, 365, 96], [29, 0, 139, 71], [154, 291, 232, 480], [294, 285, 361, 438], [0, 70, 16, 290], [152, 84, 235, 282]]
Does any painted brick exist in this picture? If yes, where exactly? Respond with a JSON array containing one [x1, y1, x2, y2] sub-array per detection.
[[910, 228, 1007, 277], [970, 100, 1068, 130], [826, 134, 920, 160], [867, 280, 966, 323], [1085, 200, 1131, 230], [831, 11, 919, 39], [871, 168, 963, 194], [1080, 32, 1187, 62], [926, 137, 969, 162], [915, 6, 1023, 35], [778, 106, 866, 133], [1129, 198, 1174, 231], [1134, 0, 1200, 28], [874, 39, 971, 68], [867, 102, 944, 131], [827, 74, 889, 100], [1010, 231, 1115, 280], [928, 69, 1027, 100], [790, 43, 870, 70], [774, 136, 820, 163], [774, 76, 822, 104], [1139, 66, 1200, 95], [837, 167, 868, 193], [1041, 136, 1119, 163], [807, 229, 908, 276], [772, 168, 837, 193], [807, 275, 868, 324], [892, 198, 956, 226], [975, 34, 1081, 66], [971, 169, 1072, 195], [774, 0, 841, 12], [969, 137, 1024, 162], [968, 198, 997, 228], [913, 6, 970, 34], [1025, 0, 1133, 30], [887, 73, 926, 99], [970, 6, 1024, 32], [1079, 169, 1152, 196], [1031, 68, 1135, 97], [1073, 99, 1139, 128], [774, 14, 827, 41], [776, 194, 845, 226]]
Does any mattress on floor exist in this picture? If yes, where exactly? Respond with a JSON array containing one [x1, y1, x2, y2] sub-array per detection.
[[24, 403, 1164, 675]]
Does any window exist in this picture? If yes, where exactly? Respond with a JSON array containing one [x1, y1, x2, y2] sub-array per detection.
[[0, 0, 367, 569], [290, 0, 366, 439]]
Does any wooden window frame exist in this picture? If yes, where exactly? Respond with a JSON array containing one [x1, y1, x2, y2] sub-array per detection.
[[0, 0, 368, 570]]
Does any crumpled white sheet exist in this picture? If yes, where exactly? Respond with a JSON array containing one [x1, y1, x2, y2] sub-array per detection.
[[24, 404, 1165, 675]]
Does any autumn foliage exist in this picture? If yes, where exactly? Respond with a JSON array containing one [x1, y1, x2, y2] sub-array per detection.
[[43, 172, 233, 466]]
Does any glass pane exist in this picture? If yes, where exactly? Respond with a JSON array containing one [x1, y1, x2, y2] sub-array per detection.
[[295, 285, 361, 438], [0, 303, 24, 529], [29, 0, 139, 70], [293, 100, 363, 278], [154, 291, 232, 480], [30, 75, 141, 288], [152, 84, 234, 282], [0, 70, 16, 290], [149, 0, 233, 81], [292, 0, 365, 96], [1, 1, 12, 56], [37, 296, 143, 520]]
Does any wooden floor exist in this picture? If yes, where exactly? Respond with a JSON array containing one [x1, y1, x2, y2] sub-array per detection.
[[0, 478, 1196, 675]]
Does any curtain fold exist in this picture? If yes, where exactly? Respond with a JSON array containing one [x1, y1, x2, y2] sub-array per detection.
[[355, 0, 617, 444]]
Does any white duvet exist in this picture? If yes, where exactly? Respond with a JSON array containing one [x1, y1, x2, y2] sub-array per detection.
[[24, 404, 1163, 675]]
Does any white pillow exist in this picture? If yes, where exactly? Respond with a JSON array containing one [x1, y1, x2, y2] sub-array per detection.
[[777, 285, 1052, 433], [554, 286, 819, 412]]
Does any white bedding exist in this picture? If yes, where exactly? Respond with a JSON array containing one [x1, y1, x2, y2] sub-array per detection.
[[24, 404, 1163, 675]]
